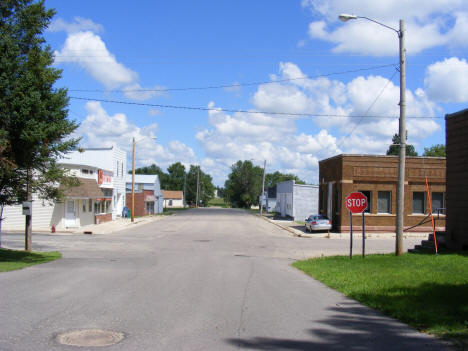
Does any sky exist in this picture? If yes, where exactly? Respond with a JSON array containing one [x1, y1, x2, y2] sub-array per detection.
[[44, 0, 468, 186]]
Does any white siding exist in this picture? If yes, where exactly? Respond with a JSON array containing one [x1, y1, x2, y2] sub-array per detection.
[[2, 194, 57, 230]]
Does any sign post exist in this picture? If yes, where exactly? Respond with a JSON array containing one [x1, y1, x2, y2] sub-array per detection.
[[345, 192, 368, 259]]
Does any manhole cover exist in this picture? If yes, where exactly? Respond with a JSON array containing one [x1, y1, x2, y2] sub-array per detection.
[[56, 329, 124, 347]]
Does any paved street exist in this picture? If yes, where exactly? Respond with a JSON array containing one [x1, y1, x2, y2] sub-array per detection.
[[0, 208, 449, 350]]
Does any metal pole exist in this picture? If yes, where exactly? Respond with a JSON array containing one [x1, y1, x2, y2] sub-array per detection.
[[362, 212, 366, 258], [349, 212, 353, 259], [260, 160, 266, 215], [131, 137, 135, 222], [395, 19, 406, 256]]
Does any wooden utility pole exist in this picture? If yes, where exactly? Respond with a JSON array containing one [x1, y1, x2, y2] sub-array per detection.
[[131, 137, 135, 222], [183, 172, 187, 207], [25, 169, 32, 251], [196, 166, 200, 207]]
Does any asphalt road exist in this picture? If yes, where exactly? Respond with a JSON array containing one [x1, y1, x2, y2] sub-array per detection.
[[0, 208, 449, 350]]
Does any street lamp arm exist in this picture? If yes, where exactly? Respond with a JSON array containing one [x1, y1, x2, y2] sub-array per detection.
[[338, 13, 399, 34]]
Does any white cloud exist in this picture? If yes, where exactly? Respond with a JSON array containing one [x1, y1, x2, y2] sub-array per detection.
[[54, 31, 165, 101], [302, 0, 468, 56], [425, 57, 468, 103], [76, 102, 196, 169], [54, 31, 137, 89], [197, 62, 441, 185], [48, 17, 103, 34]]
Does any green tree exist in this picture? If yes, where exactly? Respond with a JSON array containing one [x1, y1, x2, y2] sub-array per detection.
[[423, 144, 446, 157], [224, 160, 263, 208], [166, 162, 186, 191], [386, 134, 418, 156], [265, 171, 305, 188], [130, 163, 169, 188], [185, 165, 214, 206], [0, 0, 79, 208]]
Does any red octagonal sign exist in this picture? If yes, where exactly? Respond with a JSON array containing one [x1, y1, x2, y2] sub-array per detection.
[[345, 192, 368, 213]]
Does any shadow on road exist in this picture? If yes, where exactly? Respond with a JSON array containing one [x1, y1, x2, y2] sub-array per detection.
[[225, 302, 449, 350]]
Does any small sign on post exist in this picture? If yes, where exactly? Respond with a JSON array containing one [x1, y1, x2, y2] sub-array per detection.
[[345, 192, 368, 259]]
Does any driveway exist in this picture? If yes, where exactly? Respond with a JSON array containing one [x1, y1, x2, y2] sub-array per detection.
[[0, 208, 449, 350]]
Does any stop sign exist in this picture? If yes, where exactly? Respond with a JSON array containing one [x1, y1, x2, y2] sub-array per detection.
[[345, 192, 368, 213]]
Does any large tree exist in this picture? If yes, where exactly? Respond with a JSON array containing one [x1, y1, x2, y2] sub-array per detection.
[[423, 144, 446, 157], [130, 163, 169, 188], [166, 162, 185, 191], [265, 171, 305, 188], [386, 133, 418, 157], [224, 160, 263, 208], [0, 0, 79, 208], [185, 165, 214, 206]]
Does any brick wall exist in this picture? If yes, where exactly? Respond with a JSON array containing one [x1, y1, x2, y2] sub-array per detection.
[[319, 155, 446, 233], [125, 190, 155, 217], [446, 109, 468, 250]]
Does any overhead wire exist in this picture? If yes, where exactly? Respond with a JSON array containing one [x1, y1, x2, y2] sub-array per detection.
[[67, 64, 396, 93], [69, 96, 443, 119]]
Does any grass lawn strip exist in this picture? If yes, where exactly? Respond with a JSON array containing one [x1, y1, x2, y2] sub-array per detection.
[[0, 248, 61, 272], [293, 253, 468, 347]]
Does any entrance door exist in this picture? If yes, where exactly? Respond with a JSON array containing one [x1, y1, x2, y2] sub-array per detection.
[[65, 200, 77, 227]]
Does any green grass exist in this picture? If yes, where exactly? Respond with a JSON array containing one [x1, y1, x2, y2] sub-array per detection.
[[0, 248, 61, 272], [293, 253, 468, 347], [207, 197, 230, 207]]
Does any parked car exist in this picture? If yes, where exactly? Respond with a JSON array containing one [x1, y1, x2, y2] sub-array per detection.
[[305, 214, 332, 232]]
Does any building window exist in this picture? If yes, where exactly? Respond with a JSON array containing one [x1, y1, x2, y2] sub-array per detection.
[[377, 191, 391, 214], [82, 200, 86, 213], [358, 190, 372, 213], [431, 192, 445, 214], [412, 192, 426, 214], [169, 199, 173, 207], [82, 169, 89, 174], [88, 199, 92, 212]]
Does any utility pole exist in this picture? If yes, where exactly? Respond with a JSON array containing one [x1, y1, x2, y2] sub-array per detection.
[[260, 160, 266, 216], [395, 19, 406, 256], [25, 169, 32, 251], [183, 172, 187, 207], [131, 137, 135, 222], [196, 166, 200, 207]]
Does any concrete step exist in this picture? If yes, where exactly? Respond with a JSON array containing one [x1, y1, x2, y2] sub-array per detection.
[[408, 231, 446, 254]]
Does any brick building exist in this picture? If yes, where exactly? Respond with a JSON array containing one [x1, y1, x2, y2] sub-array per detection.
[[319, 154, 446, 233], [445, 109, 468, 250], [125, 175, 163, 217]]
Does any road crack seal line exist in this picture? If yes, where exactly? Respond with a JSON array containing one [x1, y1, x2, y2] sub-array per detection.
[[236, 261, 255, 348]]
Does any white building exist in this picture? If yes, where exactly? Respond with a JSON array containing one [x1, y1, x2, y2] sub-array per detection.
[[276, 180, 319, 220], [162, 190, 184, 208], [1, 146, 126, 230]]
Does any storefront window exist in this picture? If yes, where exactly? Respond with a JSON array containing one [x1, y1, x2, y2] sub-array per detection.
[[413, 192, 425, 214], [377, 191, 391, 214]]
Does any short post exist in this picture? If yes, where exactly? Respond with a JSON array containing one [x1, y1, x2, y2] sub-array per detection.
[[362, 212, 366, 258], [349, 212, 353, 259]]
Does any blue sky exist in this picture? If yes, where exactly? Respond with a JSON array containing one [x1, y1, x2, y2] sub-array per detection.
[[44, 0, 468, 185]]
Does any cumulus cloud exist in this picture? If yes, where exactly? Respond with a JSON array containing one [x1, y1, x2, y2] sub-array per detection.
[[53, 25, 165, 101], [197, 62, 441, 185], [48, 17, 104, 34], [302, 0, 468, 56], [54, 31, 137, 89], [425, 57, 468, 103], [76, 102, 196, 168]]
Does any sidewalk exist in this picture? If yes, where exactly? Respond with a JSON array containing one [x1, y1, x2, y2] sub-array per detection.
[[261, 215, 429, 239], [1, 215, 166, 236]]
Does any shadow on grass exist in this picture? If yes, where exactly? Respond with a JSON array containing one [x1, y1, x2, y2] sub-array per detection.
[[0, 249, 52, 263], [226, 302, 452, 350]]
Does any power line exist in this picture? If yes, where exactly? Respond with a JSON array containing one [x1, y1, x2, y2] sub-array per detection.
[[67, 64, 396, 93], [69, 96, 443, 119]]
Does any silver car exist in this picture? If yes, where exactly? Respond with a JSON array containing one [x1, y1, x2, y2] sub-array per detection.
[[305, 214, 332, 232]]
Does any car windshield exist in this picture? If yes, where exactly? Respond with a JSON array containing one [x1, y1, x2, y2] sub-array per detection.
[[309, 215, 329, 220]]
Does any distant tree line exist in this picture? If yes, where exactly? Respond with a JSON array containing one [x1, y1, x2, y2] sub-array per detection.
[[386, 134, 446, 157], [223, 160, 305, 208], [130, 162, 215, 206]]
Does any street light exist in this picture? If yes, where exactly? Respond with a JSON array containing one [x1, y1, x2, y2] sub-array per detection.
[[131, 136, 157, 222], [339, 14, 406, 255]]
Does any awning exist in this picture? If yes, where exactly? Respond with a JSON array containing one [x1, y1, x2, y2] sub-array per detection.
[[145, 195, 155, 202], [61, 178, 105, 199]]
